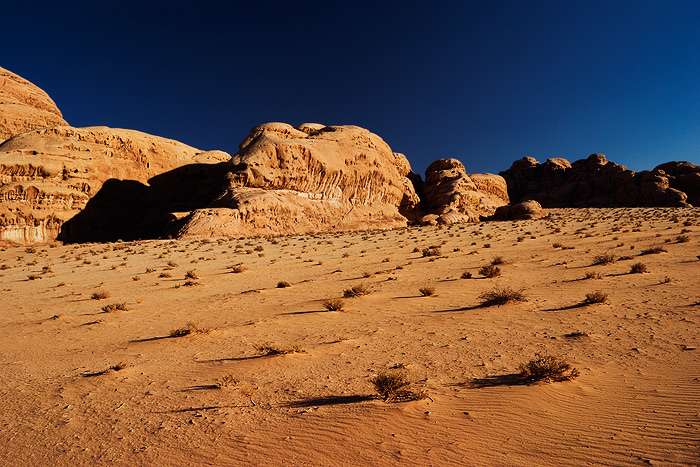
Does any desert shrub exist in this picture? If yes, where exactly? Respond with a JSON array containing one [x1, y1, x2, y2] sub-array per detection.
[[461, 271, 472, 279], [478, 264, 501, 278], [630, 262, 647, 274], [230, 264, 246, 273], [158, 272, 172, 278], [483, 243, 491, 249], [491, 256, 505, 265], [640, 246, 666, 255], [277, 281, 291, 288], [362, 271, 372, 278], [110, 361, 127, 371], [145, 267, 156, 273], [41, 266, 52, 274], [676, 235, 690, 243], [216, 374, 240, 388], [518, 354, 579, 383], [323, 298, 345, 311], [552, 242, 562, 248], [419, 286, 436, 296], [371, 370, 426, 402], [91, 290, 109, 300], [584, 271, 602, 280], [27, 274, 41, 280], [185, 270, 199, 280], [592, 252, 615, 265], [254, 342, 305, 355], [343, 283, 371, 298], [478, 286, 526, 306], [166, 260, 178, 268], [563, 331, 589, 339], [422, 246, 441, 257], [169, 321, 207, 337], [101, 302, 129, 313], [584, 290, 608, 304]]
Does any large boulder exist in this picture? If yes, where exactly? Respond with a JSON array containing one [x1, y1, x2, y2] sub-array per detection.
[[654, 161, 700, 206], [0, 126, 229, 243], [501, 154, 691, 207], [169, 123, 422, 238], [420, 158, 509, 224], [0, 66, 68, 143]]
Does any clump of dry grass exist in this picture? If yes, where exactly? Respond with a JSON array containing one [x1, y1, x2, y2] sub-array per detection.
[[230, 264, 246, 274], [27, 274, 41, 281], [101, 302, 129, 313], [478, 264, 501, 278], [592, 252, 615, 265], [675, 235, 690, 243], [584, 290, 608, 304], [584, 271, 602, 280], [253, 342, 305, 355], [640, 246, 667, 255], [421, 246, 441, 257], [491, 256, 506, 265], [158, 272, 172, 278], [518, 354, 579, 383], [110, 361, 128, 371], [630, 262, 647, 274], [461, 271, 472, 279], [323, 298, 345, 311], [216, 374, 240, 389], [169, 321, 208, 337], [370, 370, 426, 402], [185, 269, 199, 280], [478, 286, 526, 306], [277, 281, 291, 288], [419, 286, 436, 296], [343, 283, 371, 298], [91, 290, 110, 300]]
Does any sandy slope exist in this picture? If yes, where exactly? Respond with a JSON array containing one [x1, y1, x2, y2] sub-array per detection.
[[1, 207, 698, 466]]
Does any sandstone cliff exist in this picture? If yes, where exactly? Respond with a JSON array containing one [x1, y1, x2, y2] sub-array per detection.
[[0, 66, 68, 142], [170, 123, 422, 238]]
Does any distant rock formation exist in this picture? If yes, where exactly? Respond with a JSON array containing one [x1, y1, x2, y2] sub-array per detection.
[[170, 122, 422, 238], [420, 158, 509, 224], [501, 154, 691, 207], [0, 126, 229, 243], [0, 66, 68, 143], [493, 200, 547, 221], [654, 161, 700, 207]]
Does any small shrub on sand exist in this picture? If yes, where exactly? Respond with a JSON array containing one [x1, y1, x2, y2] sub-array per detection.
[[478, 264, 501, 278], [230, 264, 246, 274], [323, 298, 345, 311], [158, 272, 172, 278], [584, 290, 608, 304], [518, 354, 579, 383], [254, 342, 305, 355], [110, 361, 128, 371], [185, 269, 199, 280], [422, 246, 441, 257], [91, 290, 110, 300], [675, 235, 690, 243], [584, 271, 602, 280], [343, 283, 371, 298], [478, 286, 526, 306], [461, 271, 472, 279], [491, 256, 506, 265], [419, 286, 436, 297], [640, 246, 666, 255], [101, 302, 129, 313], [277, 281, 291, 288], [592, 252, 615, 265], [216, 374, 240, 388], [370, 370, 426, 402], [169, 321, 208, 337], [27, 274, 41, 280], [630, 262, 647, 274]]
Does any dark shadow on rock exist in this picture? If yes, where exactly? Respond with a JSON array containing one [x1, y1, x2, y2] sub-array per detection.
[[285, 394, 376, 408], [58, 162, 229, 243]]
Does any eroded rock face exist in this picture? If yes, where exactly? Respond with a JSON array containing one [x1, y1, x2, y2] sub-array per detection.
[[0, 126, 229, 243], [493, 200, 547, 221], [420, 158, 509, 223], [501, 154, 691, 207], [654, 161, 700, 206], [0, 66, 68, 143], [171, 123, 422, 238]]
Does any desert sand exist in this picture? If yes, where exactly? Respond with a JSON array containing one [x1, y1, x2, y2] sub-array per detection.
[[1, 207, 698, 466]]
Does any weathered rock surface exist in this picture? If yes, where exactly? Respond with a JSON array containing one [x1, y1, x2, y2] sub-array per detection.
[[0, 66, 68, 143], [493, 200, 547, 221], [0, 126, 229, 243], [420, 158, 509, 224], [171, 123, 422, 238], [501, 154, 692, 207], [653, 161, 700, 207]]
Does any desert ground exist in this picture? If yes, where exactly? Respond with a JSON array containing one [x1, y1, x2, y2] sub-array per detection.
[[1, 207, 698, 466]]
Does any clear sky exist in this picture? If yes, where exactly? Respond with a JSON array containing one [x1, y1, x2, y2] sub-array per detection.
[[2, 0, 698, 176]]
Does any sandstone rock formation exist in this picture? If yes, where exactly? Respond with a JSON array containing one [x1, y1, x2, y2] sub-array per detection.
[[501, 154, 691, 208], [0, 126, 229, 243], [653, 161, 700, 207], [420, 158, 509, 224], [0, 66, 68, 143], [170, 123, 422, 238], [493, 200, 547, 221]]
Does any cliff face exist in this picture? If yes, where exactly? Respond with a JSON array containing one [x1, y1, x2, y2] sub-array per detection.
[[0, 66, 68, 143], [171, 122, 423, 238]]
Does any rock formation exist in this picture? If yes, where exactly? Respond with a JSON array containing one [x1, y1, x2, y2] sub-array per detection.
[[170, 123, 422, 238], [493, 200, 547, 221], [420, 158, 509, 224], [501, 154, 691, 208], [0, 66, 68, 143], [0, 126, 229, 243], [653, 161, 700, 207]]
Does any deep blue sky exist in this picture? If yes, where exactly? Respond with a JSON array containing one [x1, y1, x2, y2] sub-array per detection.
[[2, 1, 699, 176]]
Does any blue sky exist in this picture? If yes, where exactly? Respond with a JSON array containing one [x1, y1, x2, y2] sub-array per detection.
[[2, 0, 698, 176]]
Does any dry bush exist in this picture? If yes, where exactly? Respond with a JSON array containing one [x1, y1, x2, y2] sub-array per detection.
[[419, 286, 436, 296], [91, 290, 110, 300], [277, 281, 291, 288], [27, 274, 41, 281], [461, 271, 473, 279], [230, 264, 246, 274], [185, 270, 199, 280], [101, 302, 129, 313], [180, 280, 201, 287], [640, 246, 666, 255], [584, 271, 602, 280], [169, 321, 208, 337], [491, 256, 506, 265], [422, 246, 441, 257], [159, 272, 172, 278], [563, 331, 589, 339], [254, 342, 305, 355], [518, 354, 579, 383], [370, 370, 426, 402], [630, 262, 647, 274], [675, 235, 690, 243], [478, 264, 501, 278], [216, 374, 240, 388], [323, 298, 345, 311], [584, 290, 608, 304], [478, 286, 526, 306], [343, 283, 371, 298], [592, 252, 615, 265], [110, 361, 127, 371]]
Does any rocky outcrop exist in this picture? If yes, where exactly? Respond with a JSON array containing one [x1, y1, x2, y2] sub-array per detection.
[[0, 66, 68, 143], [493, 200, 547, 221], [653, 161, 700, 207], [420, 158, 508, 224], [170, 123, 422, 238], [0, 126, 229, 243], [501, 154, 691, 207]]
